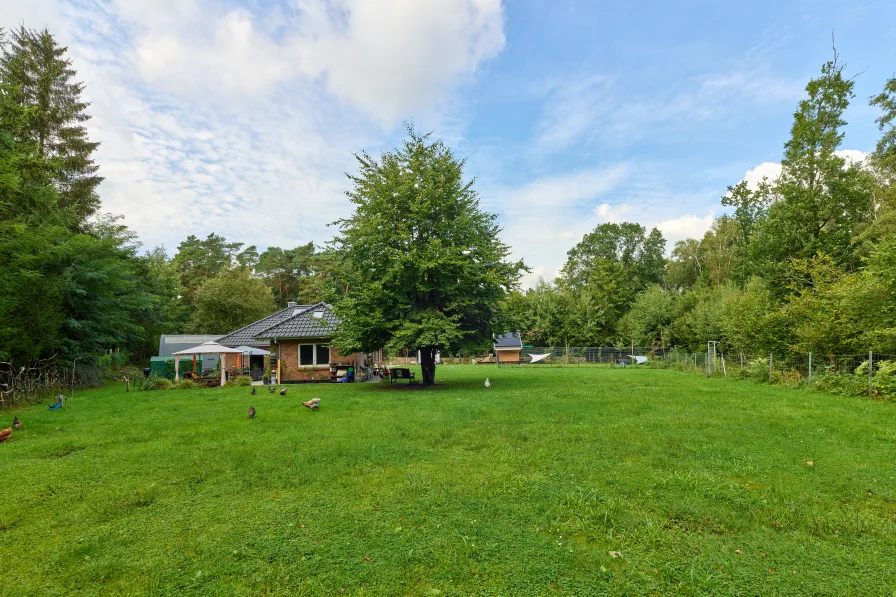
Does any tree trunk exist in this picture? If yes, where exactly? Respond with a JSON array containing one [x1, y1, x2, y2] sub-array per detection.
[[419, 346, 436, 386]]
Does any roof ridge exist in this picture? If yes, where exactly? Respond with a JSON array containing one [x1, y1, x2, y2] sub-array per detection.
[[217, 305, 300, 345], [255, 302, 330, 337]]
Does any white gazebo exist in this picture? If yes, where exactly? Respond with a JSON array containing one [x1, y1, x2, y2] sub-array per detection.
[[173, 341, 246, 386]]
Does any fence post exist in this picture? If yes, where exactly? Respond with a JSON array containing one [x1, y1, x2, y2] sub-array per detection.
[[694, 353, 697, 372], [769, 353, 773, 379], [808, 352, 812, 384], [869, 350, 873, 398], [720, 353, 727, 377]]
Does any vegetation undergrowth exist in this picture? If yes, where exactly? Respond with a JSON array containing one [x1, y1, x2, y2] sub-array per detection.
[[2, 366, 895, 596]]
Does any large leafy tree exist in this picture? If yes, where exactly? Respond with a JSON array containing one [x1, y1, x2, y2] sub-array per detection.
[[0, 26, 101, 222], [0, 131, 68, 363], [187, 268, 276, 334], [56, 215, 153, 365], [555, 222, 665, 343], [0, 133, 152, 368], [256, 242, 343, 307], [870, 73, 896, 177], [747, 53, 874, 290], [332, 129, 526, 385], [128, 246, 189, 362], [173, 233, 247, 305], [559, 222, 665, 293]]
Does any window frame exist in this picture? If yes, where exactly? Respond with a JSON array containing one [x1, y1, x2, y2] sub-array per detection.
[[297, 343, 330, 368]]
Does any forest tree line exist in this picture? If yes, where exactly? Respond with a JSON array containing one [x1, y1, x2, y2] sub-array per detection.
[[2, 24, 895, 386], [507, 51, 896, 358], [0, 26, 345, 377]]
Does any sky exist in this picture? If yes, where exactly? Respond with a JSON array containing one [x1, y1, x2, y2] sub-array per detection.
[[5, 0, 896, 287]]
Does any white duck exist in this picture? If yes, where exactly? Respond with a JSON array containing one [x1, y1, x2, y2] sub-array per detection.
[[484, 378, 490, 388]]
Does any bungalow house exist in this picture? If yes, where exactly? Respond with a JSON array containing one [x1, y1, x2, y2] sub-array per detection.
[[217, 301, 381, 383], [493, 332, 523, 364]]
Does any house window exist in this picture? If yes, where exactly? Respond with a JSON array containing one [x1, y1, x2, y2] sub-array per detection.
[[299, 344, 314, 366], [316, 345, 330, 365], [298, 344, 330, 367]]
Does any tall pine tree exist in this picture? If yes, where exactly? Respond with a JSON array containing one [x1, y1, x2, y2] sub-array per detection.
[[0, 26, 101, 222]]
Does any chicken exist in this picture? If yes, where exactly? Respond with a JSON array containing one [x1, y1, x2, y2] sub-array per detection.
[[0, 427, 11, 443], [279, 388, 288, 396], [302, 398, 321, 410], [484, 378, 490, 388], [251, 387, 256, 395], [12, 417, 22, 430], [248, 406, 256, 419]]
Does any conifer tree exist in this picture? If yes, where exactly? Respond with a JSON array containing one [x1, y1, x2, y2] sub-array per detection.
[[0, 26, 101, 221]]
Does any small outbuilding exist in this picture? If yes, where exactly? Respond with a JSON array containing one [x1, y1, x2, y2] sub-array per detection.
[[494, 332, 523, 364]]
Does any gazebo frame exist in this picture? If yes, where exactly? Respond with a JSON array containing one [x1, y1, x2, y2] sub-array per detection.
[[173, 341, 246, 386]]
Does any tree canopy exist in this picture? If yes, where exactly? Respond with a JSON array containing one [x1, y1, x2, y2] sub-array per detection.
[[332, 128, 526, 385]]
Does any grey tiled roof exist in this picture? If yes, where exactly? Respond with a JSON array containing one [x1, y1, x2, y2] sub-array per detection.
[[254, 302, 340, 340], [494, 331, 522, 349], [217, 305, 314, 347]]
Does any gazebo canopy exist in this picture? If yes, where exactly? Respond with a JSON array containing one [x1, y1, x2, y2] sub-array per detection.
[[173, 341, 245, 355]]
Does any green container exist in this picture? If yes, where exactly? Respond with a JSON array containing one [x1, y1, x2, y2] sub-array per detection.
[[150, 356, 203, 379]]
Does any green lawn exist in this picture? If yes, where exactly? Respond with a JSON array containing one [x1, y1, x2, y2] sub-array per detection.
[[2, 366, 895, 596]]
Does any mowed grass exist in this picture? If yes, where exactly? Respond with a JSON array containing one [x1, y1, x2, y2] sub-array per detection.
[[1, 366, 896, 596]]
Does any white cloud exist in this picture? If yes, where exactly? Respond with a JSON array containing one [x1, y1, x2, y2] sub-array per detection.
[[835, 149, 869, 165], [486, 164, 630, 288], [485, 164, 722, 287], [28, 0, 506, 253], [737, 149, 871, 192], [111, 0, 504, 125], [594, 202, 631, 223], [655, 214, 715, 248], [0, 0, 62, 30], [741, 161, 782, 190], [295, 0, 505, 125]]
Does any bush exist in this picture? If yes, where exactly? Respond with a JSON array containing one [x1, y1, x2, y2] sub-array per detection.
[[134, 375, 173, 391], [234, 375, 253, 387], [97, 351, 128, 376], [742, 356, 771, 382], [171, 379, 196, 390], [871, 360, 896, 400]]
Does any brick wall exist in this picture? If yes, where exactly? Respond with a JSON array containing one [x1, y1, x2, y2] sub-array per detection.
[[275, 339, 360, 381]]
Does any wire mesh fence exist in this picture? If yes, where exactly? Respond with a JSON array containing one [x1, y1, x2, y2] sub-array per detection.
[[495, 347, 896, 400]]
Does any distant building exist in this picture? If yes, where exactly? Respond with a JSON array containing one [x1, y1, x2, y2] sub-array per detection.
[[159, 335, 223, 371], [494, 332, 523, 363]]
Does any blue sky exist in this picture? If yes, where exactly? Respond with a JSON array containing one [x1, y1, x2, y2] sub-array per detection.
[[7, 0, 896, 286]]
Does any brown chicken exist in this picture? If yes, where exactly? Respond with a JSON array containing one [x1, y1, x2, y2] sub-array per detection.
[[0, 428, 11, 443], [12, 417, 22, 429], [248, 406, 256, 419], [302, 398, 321, 410], [268, 386, 276, 393], [251, 387, 256, 395], [279, 388, 288, 396]]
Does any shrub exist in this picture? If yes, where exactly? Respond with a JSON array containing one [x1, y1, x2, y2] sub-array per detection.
[[812, 367, 866, 397], [171, 379, 196, 390], [97, 351, 129, 376], [234, 375, 253, 387], [743, 356, 771, 382], [134, 375, 174, 391], [871, 360, 896, 400]]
